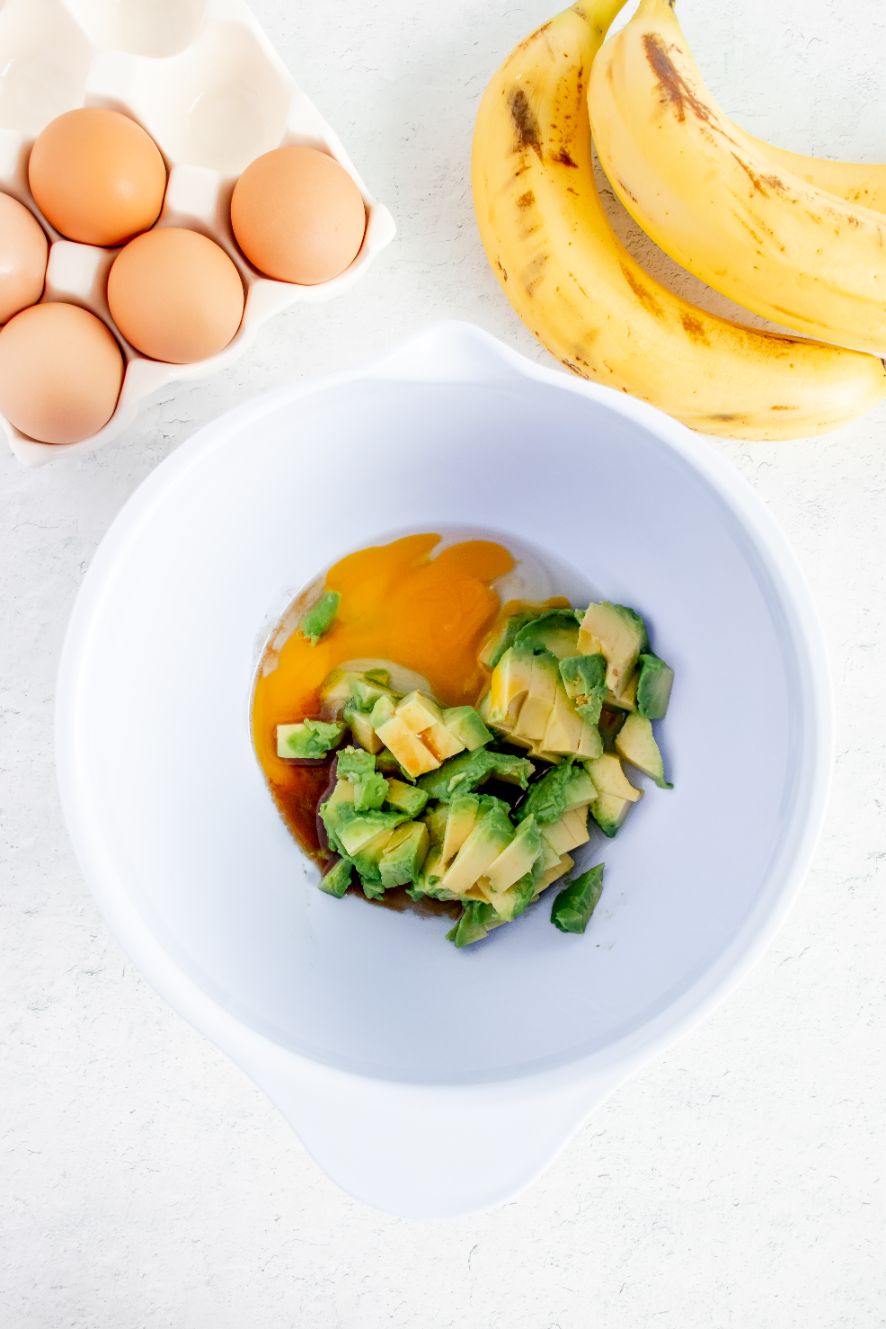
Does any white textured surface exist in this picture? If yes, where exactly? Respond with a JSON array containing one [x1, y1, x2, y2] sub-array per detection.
[[2, 0, 885, 1324]]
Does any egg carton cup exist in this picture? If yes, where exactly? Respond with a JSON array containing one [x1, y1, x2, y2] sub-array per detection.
[[0, 0, 396, 466]]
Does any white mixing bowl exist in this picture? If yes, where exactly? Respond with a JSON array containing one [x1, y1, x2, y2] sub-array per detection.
[[56, 322, 832, 1217]]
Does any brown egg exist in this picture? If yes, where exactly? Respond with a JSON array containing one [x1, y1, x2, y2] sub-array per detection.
[[231, 145, 366, 285], [107, 227, 244, 363], [28, 108, 167, 247], [0, 194, 48, 323], [0, 302, 124, 444]]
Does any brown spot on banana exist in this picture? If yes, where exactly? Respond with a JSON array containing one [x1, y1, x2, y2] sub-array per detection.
[[680, 312, 709, 344], [509, 89, 543, 158], [619, 262, 665, 317], [642, 33, 711, 123]]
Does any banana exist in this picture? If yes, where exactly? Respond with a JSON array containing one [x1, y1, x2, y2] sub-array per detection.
[[588, 0, 886, 355], [750, 141, 886, 215], [471, 1, 886, 440]]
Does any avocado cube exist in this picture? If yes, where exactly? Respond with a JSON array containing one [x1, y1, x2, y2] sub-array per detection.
[[615, 713, 672, 789], [385, 778, 429, 817], [514, 609, 581, 660], [375, 714, 440, 778], [482, 871, 536, 923], [586, 753, 642, 803], [421, 720, 465, 762], [512, 654, 561, 743], [578, 602, 648, 694], [541, 804, 590, 856], [441, 794, 481, 865], [336, 809, 408, 856], [590, 793, 631, 837], [397, 690, 443, 732], [276, 718, 344, 760], [379, 821, 429, 888], [319, 858, 353, 898], [541, 686, 586, 757], [414, 844, 446, 897], [443, 706, 493, 751], [551, 864, 604, 934], [636, 653, 674, 721], [343, 704, 383, 754], [488, 647, 533, 726], [351, 827, 398, 897], [439, 805, 514, 899], [299, 590, 340, 645], [576, 718, 604, 760], [484, 815, 543, 893], [335, 745, 388, 811]]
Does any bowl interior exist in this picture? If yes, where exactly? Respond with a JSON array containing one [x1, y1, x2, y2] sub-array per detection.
[[63, 372, 814, 1082]]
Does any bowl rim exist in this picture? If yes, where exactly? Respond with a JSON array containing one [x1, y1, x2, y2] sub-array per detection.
[[55, 320, 834, 1094]]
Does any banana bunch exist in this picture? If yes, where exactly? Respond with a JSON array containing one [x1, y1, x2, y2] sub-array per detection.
[[471, 0, 886, 440]]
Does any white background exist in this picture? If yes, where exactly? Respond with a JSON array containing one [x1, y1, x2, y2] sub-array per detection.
[[3, 0, 885, 1325]]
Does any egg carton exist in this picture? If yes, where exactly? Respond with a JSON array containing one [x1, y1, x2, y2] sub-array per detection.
[[0, 0, 396, 466]]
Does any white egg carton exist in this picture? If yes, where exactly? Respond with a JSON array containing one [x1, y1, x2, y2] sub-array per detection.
[[0, 0, 395, 466]]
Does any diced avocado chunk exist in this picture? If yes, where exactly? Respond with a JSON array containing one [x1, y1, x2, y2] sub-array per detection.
[[443, 706, 493, 751], [551, 864, 604, 934], [417, 748, 534, 801], [511, 653, 561, 744], [276, 718, 344, 760], [488, 647, 534, 727], [397, 690, 443, 732], [351, 827, 398, 897], [590, 792, 632, 837], [375, 713, 439, 778], [344, 704, 382, 754], [334, 809, 408, 856], [447, 900, 500, 948], [559, 653, 607, 725], [335, 746, 388, 811], [484, 814, 543, 892], [384, 778, 428, 817], [636, 653, 674, 721], [319, 857, 352, 898], [615, 713, 672, 789], [439, 801, 513, 899], [540, 804, 590, 856], [514, 609, 581, 660], [480, 610, 538, 670], [578, 602, 648, 694], [299, 590, 340, 645], [585, 753, 642, 803], [441, 793, 481, 864], [517, 761, 596, 826], [379, 821, 429, 888]]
